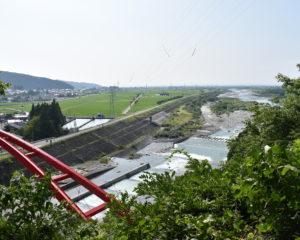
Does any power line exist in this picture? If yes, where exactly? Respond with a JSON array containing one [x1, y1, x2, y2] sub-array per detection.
[[126, 0, 201, 86], [142, 0, 223, 82], [162, 45, 171, 58], [145, 0, 257, 83]]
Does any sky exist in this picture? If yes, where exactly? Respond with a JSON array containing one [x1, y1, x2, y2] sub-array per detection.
[[0, 0, 299, 87]]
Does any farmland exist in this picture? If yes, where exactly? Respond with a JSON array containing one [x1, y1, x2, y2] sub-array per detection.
[[0, 88, 198, 117], [60, 90, 139, 117], [129, 88, 199, 113], [0, 103, 32, 113]]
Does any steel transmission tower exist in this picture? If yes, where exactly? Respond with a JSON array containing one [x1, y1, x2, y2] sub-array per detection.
[[109, 86, 116, 118]]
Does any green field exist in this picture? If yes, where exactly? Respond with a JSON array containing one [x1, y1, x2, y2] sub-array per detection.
[[129, 96, 171, 112], [0, 103, 32, 113], [0, 88, 199, 117], [129, 89, 199, 113], [60, 90, 140, 117]]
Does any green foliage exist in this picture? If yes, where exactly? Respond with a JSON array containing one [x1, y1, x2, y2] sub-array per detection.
[[99, 151, 251, 239], [0, 72, 11, 95], [211, 98, 256, 115], [117, 145, 126, 150], [155, 90, 219, 139], [254, 87, 285, 99], [20, 99, 66, 141], [228, 64, 300, 162], [99, 155, 111, 164], [0, 172, 100, 240], [99, 142, 300, 239], [232, 142, 300, 238]]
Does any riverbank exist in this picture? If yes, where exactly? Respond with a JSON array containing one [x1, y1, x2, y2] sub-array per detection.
[[197, 103, 252, 137]]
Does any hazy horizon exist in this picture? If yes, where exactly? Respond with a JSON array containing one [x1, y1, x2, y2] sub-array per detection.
[[1, 0, 299, 87]]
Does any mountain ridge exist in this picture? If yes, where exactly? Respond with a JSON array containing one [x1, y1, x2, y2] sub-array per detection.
[[0, 71, 102, 90]]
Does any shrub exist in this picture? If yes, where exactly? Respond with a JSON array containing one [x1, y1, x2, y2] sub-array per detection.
[[0, 172, 99, 240]]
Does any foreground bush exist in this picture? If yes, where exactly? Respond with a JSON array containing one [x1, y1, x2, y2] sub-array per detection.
[[99, 142, 300, 240], [0, 172, 100, 240]]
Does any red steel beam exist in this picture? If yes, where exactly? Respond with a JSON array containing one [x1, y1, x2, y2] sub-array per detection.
[[0, 130, 117, 219], [52, 173, 70, 182]]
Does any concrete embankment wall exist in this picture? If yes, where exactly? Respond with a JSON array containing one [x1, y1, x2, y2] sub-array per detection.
[[0, 118, 158, 185], [43, 118, 158, 165]]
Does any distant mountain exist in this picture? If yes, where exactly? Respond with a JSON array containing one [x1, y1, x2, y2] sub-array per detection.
[[0, 71, 74, 90], [64, 81, 103, 89]]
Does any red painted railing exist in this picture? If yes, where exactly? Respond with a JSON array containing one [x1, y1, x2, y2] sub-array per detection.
[[0, 130, 115, 220]]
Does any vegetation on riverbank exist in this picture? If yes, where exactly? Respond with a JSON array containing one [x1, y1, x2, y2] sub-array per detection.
[[155, 90, 221, 139], [254, 87, 285, 99], [211, 97, 256, 115], [155, 105, 201, 138]]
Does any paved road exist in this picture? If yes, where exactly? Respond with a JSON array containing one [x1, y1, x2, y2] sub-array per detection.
[[33, 95, 195, 148]]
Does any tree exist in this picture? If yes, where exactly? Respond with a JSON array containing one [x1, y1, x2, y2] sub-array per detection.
[[0, 71, 11, 95], [49, 99, 65, 135], [21, 100, 66, 141], [22, 116, 40, 140]]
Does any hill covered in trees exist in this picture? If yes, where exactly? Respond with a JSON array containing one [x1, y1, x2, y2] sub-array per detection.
[[64, 80, 103, 89], [0, 71, 74, 90]]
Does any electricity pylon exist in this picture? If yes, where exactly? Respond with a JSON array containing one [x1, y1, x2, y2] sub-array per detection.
[[109, 86, 116, 118]]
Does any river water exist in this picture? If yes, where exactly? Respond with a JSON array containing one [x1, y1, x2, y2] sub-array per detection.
[[78, 89, 271, 219]]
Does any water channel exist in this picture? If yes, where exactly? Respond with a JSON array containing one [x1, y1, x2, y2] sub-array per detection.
[[77, 89, 272, 219]]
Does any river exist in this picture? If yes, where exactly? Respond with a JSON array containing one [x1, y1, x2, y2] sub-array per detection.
[[77, 89, 271, 219]]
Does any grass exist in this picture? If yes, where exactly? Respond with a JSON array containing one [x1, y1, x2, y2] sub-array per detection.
[[0, 102, 32, 113], [155, 105, 194, 139], [129, 96, 169, 112], [129, 89, 198, 113], [155, 98, 203, 139], [143, 88, 199, 96], [60, 90, 142, 117], [166, 106, 193, 127]]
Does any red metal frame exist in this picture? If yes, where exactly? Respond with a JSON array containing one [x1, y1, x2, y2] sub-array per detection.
[[0, 130, 117, 220]]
